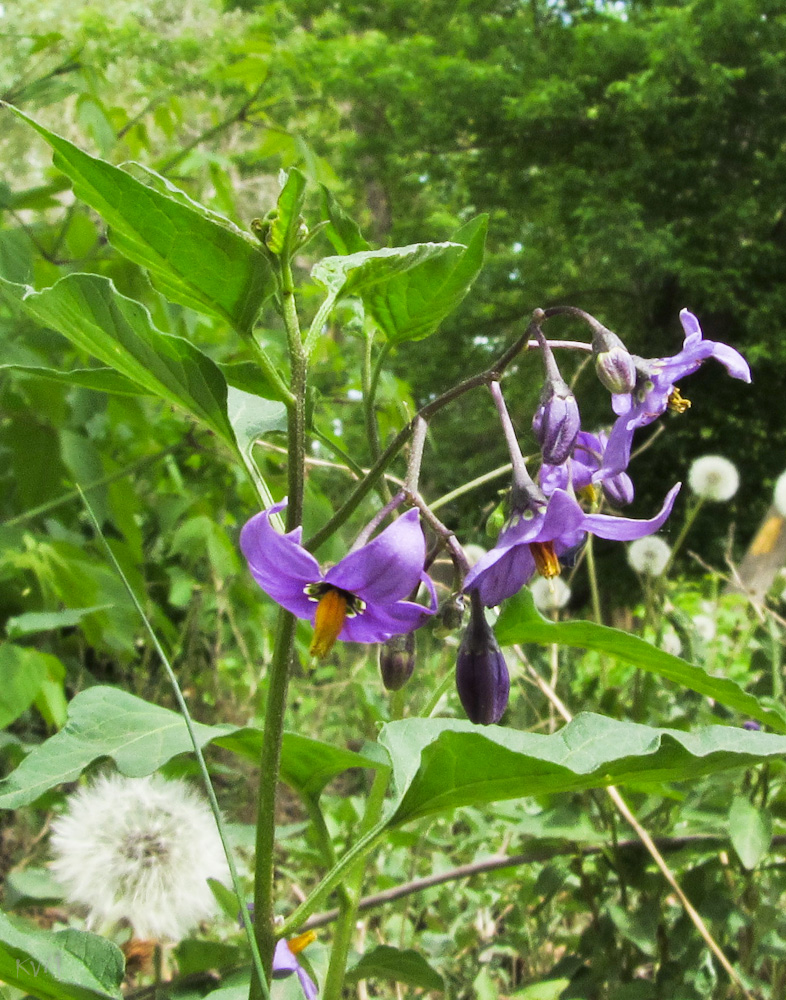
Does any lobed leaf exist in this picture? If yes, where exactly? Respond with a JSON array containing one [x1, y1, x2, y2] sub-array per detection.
[[345, 946, 444, 992], [379, 713, 786, 825], [3, 105, 275, 332], [0, 272, 235, 443], [0, 687, 377, 809], [0, 911, 124, 1000], [496, 590, 786, 732], [311, 214, 487, 343]]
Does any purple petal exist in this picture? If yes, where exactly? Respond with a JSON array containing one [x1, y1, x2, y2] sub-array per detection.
[[464, 543, 536, 607], [582, 483, 681, 541], [240, 501, 322, 617], [706, 340, 751, 382], [296, 967, 319, 1000], [603, 417, 635, 477], [679, 308, 703, 344], [273, 940, 300, 976], [537, 489, 586, 540], [341, 598, 431, 643], [325, 509, 425, 604]]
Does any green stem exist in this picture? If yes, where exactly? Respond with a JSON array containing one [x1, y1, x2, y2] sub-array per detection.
[[303, 290, 338, 358], [429, 463, 513, 513], [250, 255, 308, 1000], [248, 336, 296, 407], [250, 609, 297, 998], [662, 496, 704, 577], [584, 535, 603, 626], [321, 768, 390, 1000], [2, 445, 177, 528], [362, 332, 391, 502]]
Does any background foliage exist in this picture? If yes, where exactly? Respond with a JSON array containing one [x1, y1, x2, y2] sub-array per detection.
[[2, 0, 786, 998]]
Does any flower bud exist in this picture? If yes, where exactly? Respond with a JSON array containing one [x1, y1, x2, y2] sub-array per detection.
[[455, 599, 510, 725], [592, 327, 636, 394], [379, 633, 416, 691], [486, 500, 507, 537], [532, 387, 581, 466], [602, 469, 634, 507], [532, 333, 580, 465], [432, 593, 466, 639]]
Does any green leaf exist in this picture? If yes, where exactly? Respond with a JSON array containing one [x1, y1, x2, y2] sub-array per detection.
[[0, 645, 58, 729], [511, 979, 571, 1000], [0, 687, 378, 809], [6, 606, 112, 639], [4, 868, 65, 910], [215, 729, 382, 799], [0, 911, 123, 1000], [312, 229, 486, 343], [174, 941, 240, 977], [0, 273, 235, 442], [5, 105, 275, 332], [379, 714, 786, 826], [265, 169, 307, 257], [219, 361, 290, 403], [345, 945, 443, 992], [0, 687, 236, 810], [226, 386, 288, 514], [496, 590, 786, 732], [728, 795, 772, 869], [0, 364, 146, 396], [319, 186, 370, 255]]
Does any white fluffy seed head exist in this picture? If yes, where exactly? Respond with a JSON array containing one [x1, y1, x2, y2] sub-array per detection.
[[774, 470, 786, 518], [687, 455, 739, 502], [628, 536, 672, 576], [530, 576, 571, 611], [50, 773, 230, 941]]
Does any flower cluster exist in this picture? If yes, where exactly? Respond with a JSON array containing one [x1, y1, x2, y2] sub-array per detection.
[[238, 309, 749, 728]]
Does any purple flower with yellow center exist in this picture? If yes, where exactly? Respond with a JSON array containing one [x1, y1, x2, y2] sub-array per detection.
[[463, 482, 681, 608], [240, 500, 435, 658], [540, 430, 634, 507], [603, 309, 751, 476], [274, 931, 318, 999]]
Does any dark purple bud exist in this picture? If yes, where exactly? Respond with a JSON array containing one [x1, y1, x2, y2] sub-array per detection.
[[743, 720, 762, 731], [379, 633, 416, 691], [433, 593, 466, 638], [602, 470, 634, 507], [456, 597, 510, 725], [592, 327, 636, 394]]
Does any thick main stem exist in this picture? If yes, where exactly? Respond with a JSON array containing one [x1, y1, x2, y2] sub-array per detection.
[[249, 258, 308, 1000]]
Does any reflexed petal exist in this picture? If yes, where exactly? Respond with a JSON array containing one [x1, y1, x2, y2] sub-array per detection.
[[679, 308, 703, 344], [707, 341, 751, 382], [296, 967, 319, 1000], [340, 598, 431, 643], [325, 508, 425, 603], [603, 417, 635, 477], [240, 500, 322, 617], [583, 483, 681, 541]]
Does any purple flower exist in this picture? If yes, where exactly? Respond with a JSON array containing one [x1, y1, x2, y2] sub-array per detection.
[[540, 431, 634, 507], [603, 309, 751, 476], [240, 500, 435, 658], [274, 936, 318, 1000], [463, 483, 681, 608]]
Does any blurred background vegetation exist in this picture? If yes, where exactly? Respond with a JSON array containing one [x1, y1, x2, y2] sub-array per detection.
[[2, 1, 786, 996]]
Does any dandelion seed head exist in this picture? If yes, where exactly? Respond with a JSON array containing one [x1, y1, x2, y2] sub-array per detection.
[[773, 470, 786, 518], [628, 536, 671, 576], [688, 455, 739, 502], [530, 576, 571, 611], [660, 630, 682, 657], [50, 773, 230, 941]]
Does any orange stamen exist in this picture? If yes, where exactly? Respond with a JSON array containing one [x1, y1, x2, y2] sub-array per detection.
[[310, 588, 348, 658], [530, 540, 561, 578], [288, 930, 317, 955]]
